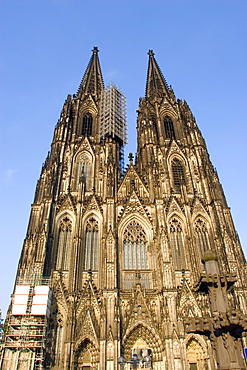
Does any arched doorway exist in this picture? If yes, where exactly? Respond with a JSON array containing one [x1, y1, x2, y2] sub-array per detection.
[[74, 339, 99, 370], [186, 335, 209, 370], [123, 324, 163, 368]]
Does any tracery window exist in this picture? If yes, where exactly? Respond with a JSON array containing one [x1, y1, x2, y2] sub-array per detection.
[[76, 153, 92, 190], [169, 218, 186, 270], [164, 116, 176, 139], [83, 217, 99, 271], [82, 113, 93, 136], [123, 220, 148, 270], [172, 158, 186, 192], [56, 217, 72, 270], [195, 219, 210, 255]]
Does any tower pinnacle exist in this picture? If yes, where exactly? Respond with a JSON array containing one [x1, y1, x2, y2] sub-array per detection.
[[145, 49, 170, 98], [77, 46, 104, 98]]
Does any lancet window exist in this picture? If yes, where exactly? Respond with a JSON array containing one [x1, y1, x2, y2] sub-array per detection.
[[123, 220, 148, 270], [82, 113, 93, 136], [76, 153, 92, 190], [172, 158, 186, 192], [194, 218, 210, 255], [164, 116, 176, 139], [83, 217, 99, 271], [169, 218, 186, 270], [56, 216, 72, 270]]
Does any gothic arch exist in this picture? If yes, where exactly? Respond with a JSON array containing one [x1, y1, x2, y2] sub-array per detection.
[[73, 150, 94, 191], [80, 213, 102, 272], [167, 215, 187, 270], [167, 153, 193, 194], [53, 212, 75, 271], [77, 103, 97, 136], [185, 334, 209, 370], [123, 323, 163, 362], [160, 106, 178, 132], [168, 151, 187, 168], [74, 338, 99, 369], [119, 213, 153, 244], [193, 215, 212, 256], [163, 115, 176, 140], [119, 215, 153, 269]]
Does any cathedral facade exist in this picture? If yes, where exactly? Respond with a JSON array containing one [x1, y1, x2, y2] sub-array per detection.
[[1, 48, 247, 370]]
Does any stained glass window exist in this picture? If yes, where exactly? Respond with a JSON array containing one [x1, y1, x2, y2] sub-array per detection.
[[169, 218, 186, 270], [82, 113, 93, 136], [123, 221, 148, 270], [195, 218, 210, 255], [172, 158, 186, 193], [164, 116, 175, 139], [56, 217, 72, 270], [83, 217, 99, 270], [76, 154, 92, 190]]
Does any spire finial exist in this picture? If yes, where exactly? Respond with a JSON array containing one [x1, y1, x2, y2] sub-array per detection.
[[145, 49, 170, 98], [77, 47, 104, 97], [128, 152, 134, 165], [92, 46, 99, 54]]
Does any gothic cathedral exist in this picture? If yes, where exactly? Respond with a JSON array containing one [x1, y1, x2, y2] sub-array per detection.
[[1, 48, 247, 370]]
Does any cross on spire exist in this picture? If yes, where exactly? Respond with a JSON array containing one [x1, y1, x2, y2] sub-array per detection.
[[77, 46, 104, 97], [145, 49, 170, 98], [92, 46, 99, 54]]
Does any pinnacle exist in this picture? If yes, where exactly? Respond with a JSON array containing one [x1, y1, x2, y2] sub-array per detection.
[[145, 49, 170, 99], [77, 47, 104, 98]]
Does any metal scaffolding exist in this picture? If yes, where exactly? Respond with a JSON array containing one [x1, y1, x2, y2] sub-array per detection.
[[0, 279, 51, 370], [100, 83, 127, 146]]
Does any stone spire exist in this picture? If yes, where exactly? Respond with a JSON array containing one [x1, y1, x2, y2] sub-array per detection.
[[145, 49, 170, 99], [77, 46, 104, 98]]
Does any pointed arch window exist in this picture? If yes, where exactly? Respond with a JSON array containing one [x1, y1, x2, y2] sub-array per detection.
[[172, 158, 186, 193], [123, 220, 148, 270], [169, 218, 186, 270], [82, 113, 93, 136], [56, 217, 72, 270], [195, 219, 210, 255], [164, 116, 175, 139], [83, 217, 99, 271], [76, 153, 92, 190]]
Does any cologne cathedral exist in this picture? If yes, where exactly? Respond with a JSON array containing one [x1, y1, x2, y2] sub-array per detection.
[[1, 48, 247, 370]]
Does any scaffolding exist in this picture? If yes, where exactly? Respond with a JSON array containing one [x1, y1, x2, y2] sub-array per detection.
[[100, 83, 127, 146], [0, 279, 51, 370]]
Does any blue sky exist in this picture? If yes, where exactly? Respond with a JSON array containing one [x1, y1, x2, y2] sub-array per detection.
[[0, 0, 247, 318]]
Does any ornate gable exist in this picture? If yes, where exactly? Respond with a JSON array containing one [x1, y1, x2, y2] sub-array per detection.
[[177, 279, 202, 318], [191, 197, 209, 217], [160, 97, 178, 117], [118, 191, 151, 224], [167, 140, 184, 158], [118, 165, 149, 200], [75, 309, 99, 347], [80, 94, 98, 112], [166, 196, 184, 216], [122, 286, 157, 339], [74, 136, 95, 155], [83, 195, 103, 217], [56, 193, 76, 214]]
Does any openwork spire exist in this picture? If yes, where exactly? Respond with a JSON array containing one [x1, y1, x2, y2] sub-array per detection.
[[77, 46, 104, 98], [145, 50, 170, 98]]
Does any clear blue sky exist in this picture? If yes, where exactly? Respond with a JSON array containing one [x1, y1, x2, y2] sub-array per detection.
[[0, 0, 246, 318]]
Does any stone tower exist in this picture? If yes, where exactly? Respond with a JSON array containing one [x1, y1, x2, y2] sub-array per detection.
[[1, 48, 247, 370]]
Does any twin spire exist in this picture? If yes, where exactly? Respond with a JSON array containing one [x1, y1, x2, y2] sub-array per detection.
[[145, 50, 170, 98], [77, 46, 104, 98], [77, 47, 170, 99]]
